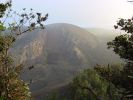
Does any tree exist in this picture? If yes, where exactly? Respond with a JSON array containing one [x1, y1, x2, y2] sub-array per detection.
[[104, 17, 133, 99], [0, 0, 48, 99], [108, 18, 133, 62], [94, 64, 128, 99], [69, 68, 120, 100]]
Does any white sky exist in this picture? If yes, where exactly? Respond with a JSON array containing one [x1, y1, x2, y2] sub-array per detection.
[[2, 0, 133, 29]]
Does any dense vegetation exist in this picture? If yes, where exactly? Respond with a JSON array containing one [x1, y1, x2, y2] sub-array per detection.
[[70, 66, 121, 100]]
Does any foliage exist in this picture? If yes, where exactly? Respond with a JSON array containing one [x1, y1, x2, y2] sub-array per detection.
[[48, 91, 59, 100], [0, 64, 31, 100], [108, 18, 133, 61], [95, 64, 133, 99], [105, 17, 133, 99], [0, 0, 12, 18], [70, 63, 132, 100], [0, 0, 48, 99], [69, 68, 120, 100], [94, 64, 123, 88]]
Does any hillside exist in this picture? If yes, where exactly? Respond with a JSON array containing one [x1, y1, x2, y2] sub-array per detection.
[[9, 23, 121, 99]]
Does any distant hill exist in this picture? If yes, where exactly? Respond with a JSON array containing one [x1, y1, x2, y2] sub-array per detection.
[[10, 23, 121, 99]]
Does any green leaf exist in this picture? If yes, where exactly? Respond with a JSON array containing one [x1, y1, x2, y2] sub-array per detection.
[[0, 23, 6, 31], [0, 96, 5, 100]]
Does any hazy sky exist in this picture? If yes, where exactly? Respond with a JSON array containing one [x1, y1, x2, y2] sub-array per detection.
[[3, 0, 133, 28]]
